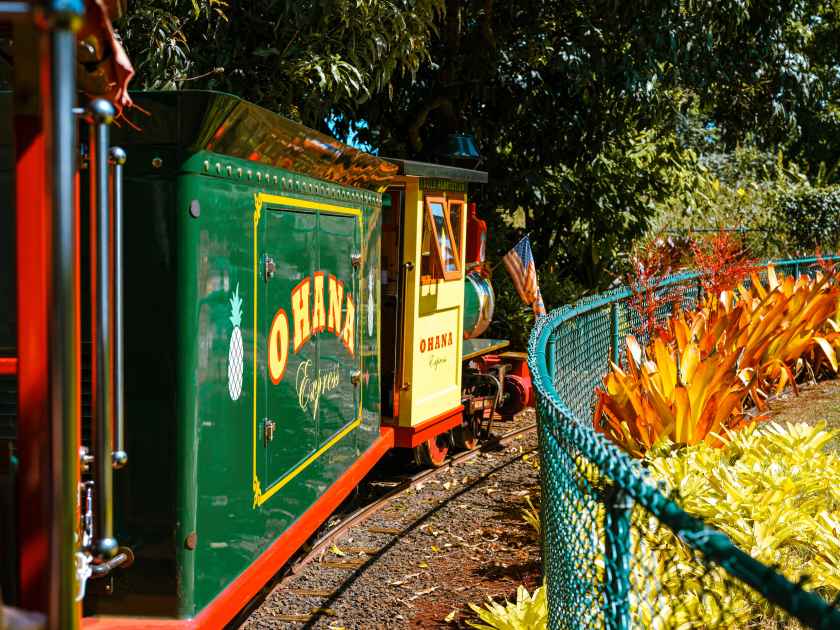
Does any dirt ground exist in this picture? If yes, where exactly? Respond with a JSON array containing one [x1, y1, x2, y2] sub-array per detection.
[[239, 410, 542, 630], [766, 378, 840, 450]]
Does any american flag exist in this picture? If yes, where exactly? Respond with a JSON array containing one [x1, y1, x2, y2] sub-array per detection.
[[502, 235, 546, 317]]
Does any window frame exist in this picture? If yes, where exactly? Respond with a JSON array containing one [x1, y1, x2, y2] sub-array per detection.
[[447, 197, 466, 268], [423, 194, 462, 282]]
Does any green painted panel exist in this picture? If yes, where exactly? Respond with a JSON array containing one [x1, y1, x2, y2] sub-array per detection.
[[317, 211, 360, 445], [85, 145, 182, 618], [175, 171, 249, 618], [176, 158, 384, 616], [262, 205, 318, 491], [80, 138, 384, 618]]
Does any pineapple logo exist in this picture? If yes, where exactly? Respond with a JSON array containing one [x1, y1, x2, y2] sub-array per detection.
[[228, 284, 244, 401]]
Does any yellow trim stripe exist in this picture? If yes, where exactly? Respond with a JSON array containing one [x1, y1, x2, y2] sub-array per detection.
[[252, 191, 364, 508], [255, 193, 361, 217], [255, 416, 363, 506], [252, 196, 261, 503]]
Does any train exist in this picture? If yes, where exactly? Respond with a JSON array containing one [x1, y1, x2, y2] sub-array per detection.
[[0, 5, 534, 629]]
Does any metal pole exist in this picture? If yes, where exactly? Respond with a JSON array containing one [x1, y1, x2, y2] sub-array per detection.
[[109, 147, 128, 468], [546, 334, 557, 386], [609, 303, 620, 365], [48, 15, 81, 630], [604, 486, 632, 630], [88, 98, 118, 561]]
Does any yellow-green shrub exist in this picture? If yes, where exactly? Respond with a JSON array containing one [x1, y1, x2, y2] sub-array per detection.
[[639, 421, 840, 626], [467, 583, 547, 630]]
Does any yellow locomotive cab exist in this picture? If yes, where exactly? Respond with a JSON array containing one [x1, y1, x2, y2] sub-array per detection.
[[379, 160, 491, 455]]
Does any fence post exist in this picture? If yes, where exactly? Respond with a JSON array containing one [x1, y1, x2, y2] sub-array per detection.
[[609, 303, 620, 364], [604, 486, 633, 630], [547, 332, 557, 386]]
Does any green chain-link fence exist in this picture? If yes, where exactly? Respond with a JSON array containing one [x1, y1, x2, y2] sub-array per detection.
[[528, 257, 840, 629]]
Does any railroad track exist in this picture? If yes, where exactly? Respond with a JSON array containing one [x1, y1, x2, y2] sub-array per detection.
[[234, 421, 538, 627], [284, 421, 537, 581]]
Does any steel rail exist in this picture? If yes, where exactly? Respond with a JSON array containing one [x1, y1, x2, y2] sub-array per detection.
[[88, 98, 118, 561], [282, 421, 537, 581]]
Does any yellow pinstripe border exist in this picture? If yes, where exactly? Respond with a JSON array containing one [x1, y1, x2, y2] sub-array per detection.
[[252, 192, 364, 508]]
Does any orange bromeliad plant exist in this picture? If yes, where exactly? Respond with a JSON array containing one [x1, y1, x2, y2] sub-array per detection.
[[594, 330, 750, 458], [724, 265, 840, 402], [594, 263, 840, 457]]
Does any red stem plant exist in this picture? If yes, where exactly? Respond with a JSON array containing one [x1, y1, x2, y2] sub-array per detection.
[[689, 230, 759, 307], [625, 235, 688, 343]]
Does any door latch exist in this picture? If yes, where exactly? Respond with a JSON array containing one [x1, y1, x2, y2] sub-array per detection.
[[350, 370, 362, 386], [263, 419, 276, 445], [351, 253, 362, 268], [264, 256, 276, 281]]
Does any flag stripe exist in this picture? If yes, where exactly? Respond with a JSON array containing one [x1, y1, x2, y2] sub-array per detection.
[[501, 235, 546, 318]]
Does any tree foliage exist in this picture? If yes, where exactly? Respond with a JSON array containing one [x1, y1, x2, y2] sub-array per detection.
[[345, 1, 839, 296], [119, 0, 840, 328], [118, 0, 443, 126]]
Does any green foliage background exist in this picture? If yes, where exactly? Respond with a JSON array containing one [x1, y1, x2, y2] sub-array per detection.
[[117, 0, 840, 346]]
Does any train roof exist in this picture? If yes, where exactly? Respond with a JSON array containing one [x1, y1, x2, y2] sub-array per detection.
[[382, 158, 488, 184], [117, 90, 399, 192], [0, 90, 489, 190]]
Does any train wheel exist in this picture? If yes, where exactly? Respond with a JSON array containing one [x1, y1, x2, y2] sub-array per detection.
[[413, 434, 450, 467], [452, 416, 480, 450]]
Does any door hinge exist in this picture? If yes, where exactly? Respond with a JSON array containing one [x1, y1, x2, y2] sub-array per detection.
[[351, 370, 362, 386], [263, 419, 276, 445], [264, 256, 276, 281], [351, 252, 362, 268]]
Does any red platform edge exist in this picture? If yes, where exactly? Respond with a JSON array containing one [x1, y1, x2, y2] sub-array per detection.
[[82, 426, 396, 630], [390, 405, 464, 449], [0, 357, 17, 375]]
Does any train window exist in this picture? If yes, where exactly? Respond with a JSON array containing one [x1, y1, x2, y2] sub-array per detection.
[[422, 195, 461, 281], [448, 199, 464, 260]]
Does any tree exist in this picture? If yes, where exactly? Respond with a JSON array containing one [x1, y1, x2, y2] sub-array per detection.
[[118, 0, 840, 322], [345, 1, 839, 303], [778, 1, 840, 182], [118, 0, 443, 127]]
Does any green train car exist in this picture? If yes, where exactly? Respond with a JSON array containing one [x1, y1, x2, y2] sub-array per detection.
[[1, 90, 531, 628], [92, 91, 392, 622]]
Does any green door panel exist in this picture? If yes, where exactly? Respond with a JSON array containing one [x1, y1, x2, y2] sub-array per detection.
[[317, 211, 361, 451], [262, 205, 318, 493]]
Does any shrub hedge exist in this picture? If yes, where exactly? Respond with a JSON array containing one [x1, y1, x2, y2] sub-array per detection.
[[774, 185, 840, 254]]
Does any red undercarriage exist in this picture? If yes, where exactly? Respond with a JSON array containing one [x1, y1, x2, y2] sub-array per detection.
[[388, 405, 465, 448]]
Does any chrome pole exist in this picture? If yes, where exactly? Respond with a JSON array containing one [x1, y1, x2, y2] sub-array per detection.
[[88, 98, 118, 561], [109, 147, 127, 469], [49, 13, 82, 630]]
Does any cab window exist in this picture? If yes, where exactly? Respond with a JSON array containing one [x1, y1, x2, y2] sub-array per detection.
[[421, 195, 462, 281], [448, 199, 464, 260]]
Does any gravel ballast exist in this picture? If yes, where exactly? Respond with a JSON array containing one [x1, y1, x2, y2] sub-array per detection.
[[239, 410, 542, 629]]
